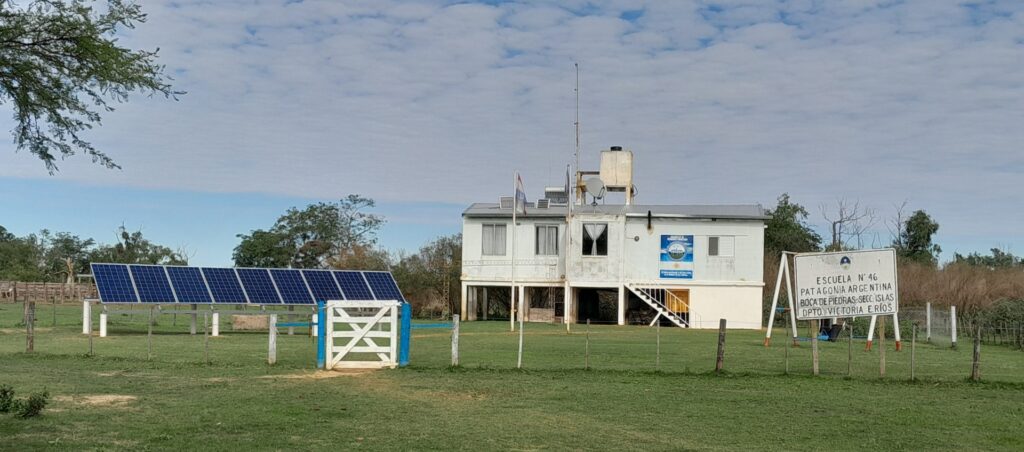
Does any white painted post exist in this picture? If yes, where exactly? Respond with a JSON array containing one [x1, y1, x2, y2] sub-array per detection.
[[212, 312, 220, 337], [564, 282, 572, 328], [783, 259, 798, 343], [190, 304, 197, 335], [866, 315, 877, 350], [452, 314, 460, 366], [617, 285, 626, 326], [764, 253, 787, 346], [268, 314, 277, 365], [893, 312, 902, 351], [926, 302, 932, 343], [99, 311, 108, 338], [310, 314, 318, 337], [82, 300, 91, 335], [951, 306, 957, 349]]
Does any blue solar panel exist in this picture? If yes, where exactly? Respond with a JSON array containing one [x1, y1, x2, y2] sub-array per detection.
[[167, 266, 212, 303], [364, 271, 405, 301], [333, 271, 375, 300], [269, 269, 313, 304], [130, 265, 176, 303], [202, 267, 248, 303], [237, 268, 281, 304], [302, 270, 343, 301], [92, 264, 138, 303]]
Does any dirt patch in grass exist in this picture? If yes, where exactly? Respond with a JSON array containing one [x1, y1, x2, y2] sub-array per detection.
[[55, 394, 138, 408]]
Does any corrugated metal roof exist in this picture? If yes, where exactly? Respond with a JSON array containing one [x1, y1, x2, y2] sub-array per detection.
[[462, 203, 769, 220]]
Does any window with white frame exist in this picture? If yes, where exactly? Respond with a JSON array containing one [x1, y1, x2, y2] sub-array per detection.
[[708, 236, 735, 257], [535, 225, 559, 255], [481, 224, 507, 256], [581, 223, 608, 256]]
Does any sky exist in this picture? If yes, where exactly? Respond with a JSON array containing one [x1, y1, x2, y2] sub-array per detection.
[[2, 0, 1023, 266]]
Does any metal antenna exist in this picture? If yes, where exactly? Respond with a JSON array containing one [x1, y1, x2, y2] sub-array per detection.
[[574, 62, 580, 204]]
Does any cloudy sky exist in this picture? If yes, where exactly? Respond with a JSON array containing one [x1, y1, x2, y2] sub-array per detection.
[[2, 0, 1023, 265]]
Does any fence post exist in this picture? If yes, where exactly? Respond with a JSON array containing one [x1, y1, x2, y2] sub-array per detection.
[[811, 319, 819, 376], [399, 302, 411, 367], [926, 302, 932, 343], [911, 324, 917, 381], [99, 309, 108, 338], [585, 319, 591, 370], [82, 300, 91, 335], [317, 301, 327, 369], [204, 312, 210, 364], [25, 300, 35, 353], [715, 319, 727, 373], [451, 314, 460, 367], [971, 326, 981, 381], [268, 314, 278, 365], [212, 312, 220, 337], [879, 316, 887, 378], [951, 306, 957, 350], [655, 319, 661, 371], [147, 307, 154, 360]]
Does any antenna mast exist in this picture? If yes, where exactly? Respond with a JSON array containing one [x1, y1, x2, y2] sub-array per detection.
[[574, 62, 580, 204]]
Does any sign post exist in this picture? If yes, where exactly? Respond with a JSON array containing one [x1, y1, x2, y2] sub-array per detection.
[[793, 249, 900, 361]]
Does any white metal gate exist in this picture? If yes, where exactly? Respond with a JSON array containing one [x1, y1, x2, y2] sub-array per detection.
[[325, 300, 400, 369]]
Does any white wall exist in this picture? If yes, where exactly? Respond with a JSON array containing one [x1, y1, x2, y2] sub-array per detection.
[[462, 217, 565, 283], [621, 218, 764, 284]]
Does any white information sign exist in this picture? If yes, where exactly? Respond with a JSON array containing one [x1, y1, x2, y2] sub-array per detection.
[[794, 249, 898, 320]]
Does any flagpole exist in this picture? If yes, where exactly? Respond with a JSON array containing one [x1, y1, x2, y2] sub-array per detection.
[[511, 171, 517, 333]]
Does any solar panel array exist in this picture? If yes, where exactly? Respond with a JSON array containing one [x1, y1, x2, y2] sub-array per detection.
[[90, 263, 406, 304]]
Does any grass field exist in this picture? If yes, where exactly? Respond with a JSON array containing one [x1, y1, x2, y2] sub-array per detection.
[[2, 303, 1024, 450]]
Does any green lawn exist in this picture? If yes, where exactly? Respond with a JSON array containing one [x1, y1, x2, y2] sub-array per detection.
[[2, 303, 1023, 450]]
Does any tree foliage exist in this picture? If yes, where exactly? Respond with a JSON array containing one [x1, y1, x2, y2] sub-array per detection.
[[0, 0, 181, 171], [893, 210, 941, 265], [392, 234, 461, 316], [953, 248, 1022, 269], [88, 225, 187, 265], [234, 195, 385, 269], [764, 193, 821, 256]]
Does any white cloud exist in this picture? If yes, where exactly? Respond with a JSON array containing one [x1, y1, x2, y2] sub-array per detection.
[[2, 0, 1023, 253]]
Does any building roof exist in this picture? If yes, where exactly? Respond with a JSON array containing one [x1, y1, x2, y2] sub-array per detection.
[[462, 203, 769, 220]]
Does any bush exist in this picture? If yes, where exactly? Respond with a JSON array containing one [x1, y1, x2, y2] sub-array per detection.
[[0, 385, 13, 413], [13, 390, 49, 419]]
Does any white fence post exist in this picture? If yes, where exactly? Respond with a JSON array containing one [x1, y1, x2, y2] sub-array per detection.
[[951, 306, 958, 349], [268, 314, 278, 365], [82, 300, 91, 335], [212, 312, 220, 337], [925, 302, 932, 343], [99, 311, 108, 338]]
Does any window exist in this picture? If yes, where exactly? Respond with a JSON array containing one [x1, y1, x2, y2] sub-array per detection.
[[535, 225, 559, 255], [582, 223, 608, 256], [708, 236, 735, 257], [482, 224, 507, 256]]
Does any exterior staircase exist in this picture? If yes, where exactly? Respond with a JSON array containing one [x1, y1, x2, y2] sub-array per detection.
[[625, 283, 689, 328]]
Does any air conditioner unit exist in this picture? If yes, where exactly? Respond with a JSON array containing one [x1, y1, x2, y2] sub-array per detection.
[[536, 199, 550, 209]]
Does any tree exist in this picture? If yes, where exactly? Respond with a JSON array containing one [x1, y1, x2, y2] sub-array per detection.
[[88, 225, 186, 265], [1, 0, 181, 172], [893, 210, 940, 265], [392, 234, 461, 316], [764, 194, 821, 256], [953, 248, 1022, 269], [232, 229, 292, 268], [38, 230, 94, 282], [0, 230, 44, 281], [820, 198, 876, 251], [234, 195, 385, 269]]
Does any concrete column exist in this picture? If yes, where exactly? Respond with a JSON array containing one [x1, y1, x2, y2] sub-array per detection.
[[563, 283, 571, 324], [519, 285, 528, 322], [617, 285, 626, 326], [482, 287, 489, 321], [212, 312, 220, 336], [468, 287, 477, 321], [99, 311, 108, 337], [460, 282, 468, 321], [82, 300, 91, 335], [190, 304, 197, 335]]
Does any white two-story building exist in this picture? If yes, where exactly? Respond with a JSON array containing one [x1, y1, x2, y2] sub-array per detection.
[[460, 148, 768, 329]]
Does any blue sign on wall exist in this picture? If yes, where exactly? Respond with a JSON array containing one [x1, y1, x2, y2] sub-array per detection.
[[660, 235, 694, 279]]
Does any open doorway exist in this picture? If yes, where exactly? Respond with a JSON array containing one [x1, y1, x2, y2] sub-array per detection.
[[575, 288, 618, 324]]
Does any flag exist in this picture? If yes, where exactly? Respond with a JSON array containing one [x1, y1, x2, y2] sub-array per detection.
[[514, 172, 527, 216]]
